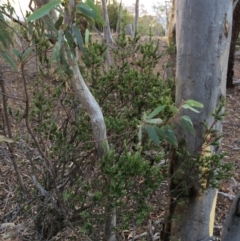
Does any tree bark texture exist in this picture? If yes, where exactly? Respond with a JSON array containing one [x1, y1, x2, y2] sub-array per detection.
[[166, 0, 176, 81], [162, 1, 232, 240], [226, 1, 240, 88], [102, 0, 114, 44], [101, 0, 113, 70], [222, 191, 240, 241], [134, 0, 139, 34]]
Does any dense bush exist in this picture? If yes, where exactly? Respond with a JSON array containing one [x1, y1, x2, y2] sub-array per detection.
[[2, 27, 173, 239]]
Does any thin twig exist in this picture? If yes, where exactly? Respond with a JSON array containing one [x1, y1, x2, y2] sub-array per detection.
[[21, 64, 54, 176], [0, 74, 25, 191]]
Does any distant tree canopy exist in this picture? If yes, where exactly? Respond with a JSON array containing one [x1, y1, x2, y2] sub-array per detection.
[[138, 15, 165, 36], [76, 1, 164, 36], [94, 0, 134, 32]]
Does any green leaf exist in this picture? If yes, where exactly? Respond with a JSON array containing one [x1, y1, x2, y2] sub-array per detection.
[[76, 2, 98, 19], [145, 118, 163, 125], [164, 126, 178, 147], [1, 52, 17, 70], [169, 105, 178, 114], [27, 0, 61, 22], [182, 104, 201, 113], [72, 26, 90, 63], [12, 49, 22, 59], [44, 33, 58, 43], [184, 99, 204, 108], [85, 29, 90, 45], [65, 30, 76, 51], [52, 43, 60, 61], [180, 116, 195, 133], [147, 105, 166, 119], [59, 51, 72, 77], [145, 125, 160, 145], [138, 127, 142, 142], [0, 134, 14, 143], [72, 25, 85, 53], [22, 46, 34, 60], [142, 112, 147, 121], [54, 16, 63, 30], [181, 115, 193, 126], [52, 30, 63, 61], [85, 0, 105, 25], [154, 126, 166, 140]]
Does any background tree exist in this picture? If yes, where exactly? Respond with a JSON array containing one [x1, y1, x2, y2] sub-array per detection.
[[138, 15, 165, 36], [95, 0, 134, 32], [227, 0, 240, 88], [134, 0, 139, 34]]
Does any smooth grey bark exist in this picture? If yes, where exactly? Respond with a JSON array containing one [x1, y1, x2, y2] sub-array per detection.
[[222, 191, 240, 241], [116, 0, 122, 34], [125, 24, 133, 36], [165, 0, 176, 81], [102, 0, 114, 44], [163, 0, 233, 240], [101, 0, 113, 70], [134, 0, 139, 34]]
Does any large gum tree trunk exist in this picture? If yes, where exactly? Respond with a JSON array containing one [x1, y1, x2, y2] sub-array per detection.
[[226, 0, 240, 88], [162, 1, 232, 240]]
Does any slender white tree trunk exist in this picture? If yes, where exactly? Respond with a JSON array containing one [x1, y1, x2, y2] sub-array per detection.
[[162, 1, 232, 240], [134, 0, 139, 34], [101, 0, 113, 70], [102, 0, 114, 44], [116, 0, 122, 34]]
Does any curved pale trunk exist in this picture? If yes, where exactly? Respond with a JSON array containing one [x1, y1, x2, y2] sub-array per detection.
[[162, 0, 232, 240], [33, 1, 115, 240]]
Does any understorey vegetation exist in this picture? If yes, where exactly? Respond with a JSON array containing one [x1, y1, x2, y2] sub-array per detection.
[[0, 1, 233, 241]]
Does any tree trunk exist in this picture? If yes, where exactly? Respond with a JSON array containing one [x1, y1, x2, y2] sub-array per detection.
[[167, 0, 176, 46], [226, 1, 240, 88], [222, 191, 240, 240], [102, 0, 114, 44], [101, 0, 113, 70], [134, 0, 139, 34], [165, 0, 176, 81], [116, 0, 122, 34], [162, 1, 232, 240]]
